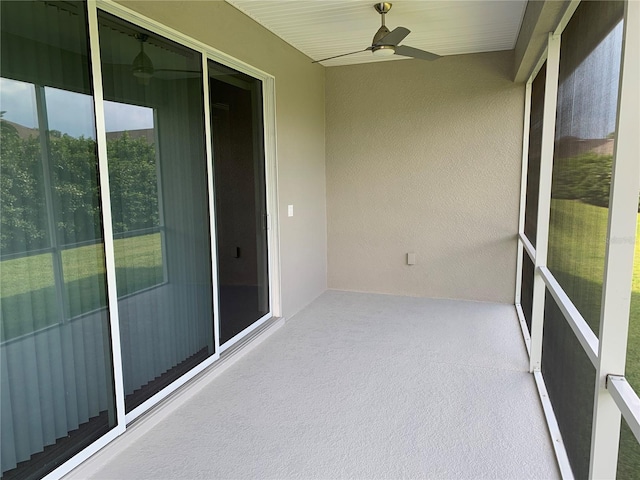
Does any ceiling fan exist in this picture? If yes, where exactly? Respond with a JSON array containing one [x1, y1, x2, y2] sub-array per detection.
[[131, 33, 200, 84], [312, 2, 441, 64]]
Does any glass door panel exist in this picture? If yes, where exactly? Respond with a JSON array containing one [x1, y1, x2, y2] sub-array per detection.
[[97, 12, 214, 412], [1, 2, 116, 478], [208, 61, 269, 345]]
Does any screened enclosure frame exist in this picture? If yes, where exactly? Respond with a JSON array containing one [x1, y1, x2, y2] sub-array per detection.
[[513, 1, 640, 478], [5, 0, 635, 478], [33, 1, 283, 478]]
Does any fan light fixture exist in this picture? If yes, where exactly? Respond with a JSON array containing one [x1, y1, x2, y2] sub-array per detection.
[[372, 45, 395, 56], [132, 51, 154, 78], [132, 34, 154, 84]]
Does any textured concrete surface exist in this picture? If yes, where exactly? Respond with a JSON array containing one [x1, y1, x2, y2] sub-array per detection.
[[326, 51, 525, 304], [69, 291, 559, 479]]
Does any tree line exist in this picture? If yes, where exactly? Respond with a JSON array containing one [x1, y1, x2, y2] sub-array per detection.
[[1, 119, 159, 257], [552, 151, 640, 211]]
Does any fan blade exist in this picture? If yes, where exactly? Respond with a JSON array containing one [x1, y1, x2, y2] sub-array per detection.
[[154, 68, 202, 79], [155, 68, 201, 73], [394, 45, 441, 61], [312, 48, 371, 64], [374, 26, 410, 46]]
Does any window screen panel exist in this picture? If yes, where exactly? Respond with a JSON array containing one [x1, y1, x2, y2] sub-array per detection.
[[542, 291, 596, 479], [547, 1, 624, 337], [625, 196, 640, 393], [520, 251, 534, 333], [523, 63, 546, 247], [618, 418, 640, 480], [618, 198, 640, 477]]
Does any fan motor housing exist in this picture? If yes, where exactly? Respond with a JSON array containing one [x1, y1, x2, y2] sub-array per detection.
[[372, 25, 391, 45]]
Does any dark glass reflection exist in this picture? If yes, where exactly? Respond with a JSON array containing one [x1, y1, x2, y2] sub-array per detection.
[[1, 2, 115, 478], [209, 61, 269, 345], [97, 11, 214, 412]]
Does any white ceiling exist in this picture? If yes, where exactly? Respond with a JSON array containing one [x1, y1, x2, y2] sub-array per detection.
[[225, 1, 528, 66]]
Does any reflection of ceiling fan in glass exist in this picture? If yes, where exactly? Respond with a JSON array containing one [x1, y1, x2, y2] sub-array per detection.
[[131, 33, 200, 85]]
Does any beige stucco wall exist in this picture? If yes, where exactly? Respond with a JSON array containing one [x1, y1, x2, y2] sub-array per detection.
[[115, 1, 327, 319], [326, 51, 524, 304]]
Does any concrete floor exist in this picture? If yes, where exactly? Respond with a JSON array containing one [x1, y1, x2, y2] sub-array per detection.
[[67, 291, 560, 479]]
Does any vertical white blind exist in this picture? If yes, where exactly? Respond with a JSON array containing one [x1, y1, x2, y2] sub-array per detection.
[[0, 2, 116, 476]]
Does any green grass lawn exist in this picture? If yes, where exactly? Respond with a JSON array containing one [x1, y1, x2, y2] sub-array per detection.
[[549, 199, 640, 479], [1, 233, 163, 341], [549, 199, 640, 392]]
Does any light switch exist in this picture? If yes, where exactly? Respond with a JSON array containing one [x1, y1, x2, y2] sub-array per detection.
[[288, 205, 294, 217], [407, 252, 416, 265]]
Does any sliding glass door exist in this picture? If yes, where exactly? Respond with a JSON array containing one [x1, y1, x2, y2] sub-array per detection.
[[0, 2, 274, 478], [97, 12, 215, 413], [1, 2, 116, 477], [208, 61, 270, 346]]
